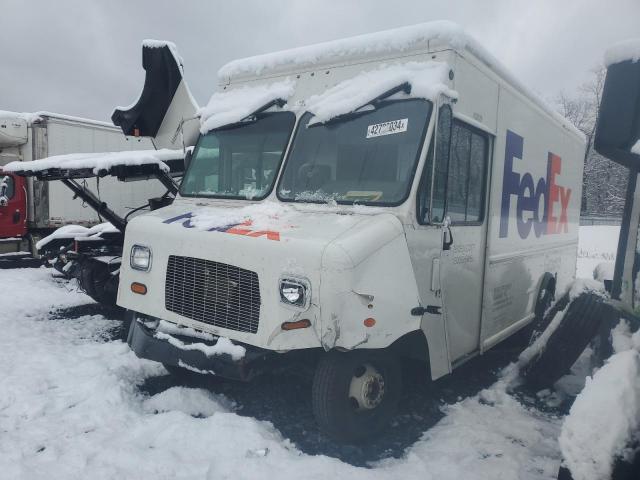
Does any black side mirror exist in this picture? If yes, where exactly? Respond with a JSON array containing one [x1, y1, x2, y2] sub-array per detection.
[[594, 56, 640, 167], [184, 149, 193, 171]]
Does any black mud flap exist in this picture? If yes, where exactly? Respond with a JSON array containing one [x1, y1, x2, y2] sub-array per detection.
[[111, 42, 199, 150]]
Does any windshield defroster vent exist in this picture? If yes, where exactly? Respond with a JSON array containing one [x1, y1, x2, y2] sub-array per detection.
[[165, 255, 261, 334]]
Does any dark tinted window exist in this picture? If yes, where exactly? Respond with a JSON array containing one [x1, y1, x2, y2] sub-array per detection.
[[278, 99, 432, 205], [1, 176, 14, 199]]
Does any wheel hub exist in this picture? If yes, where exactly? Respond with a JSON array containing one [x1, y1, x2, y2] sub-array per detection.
[[348, 363, 385, 410]]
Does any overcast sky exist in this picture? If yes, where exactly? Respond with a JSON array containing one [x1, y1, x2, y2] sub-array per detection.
[[1, 0, 639, 123]]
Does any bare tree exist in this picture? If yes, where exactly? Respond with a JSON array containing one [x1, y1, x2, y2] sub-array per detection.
[[556, 68, 627, 216]]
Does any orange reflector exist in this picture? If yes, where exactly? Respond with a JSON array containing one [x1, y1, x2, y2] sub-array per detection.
[[281, 319, 311, 331], [364, 318, 376, 327], [131, 282, 147, 295]]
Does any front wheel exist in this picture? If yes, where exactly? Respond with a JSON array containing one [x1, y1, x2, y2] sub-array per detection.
[[312, 349, 401, 443]]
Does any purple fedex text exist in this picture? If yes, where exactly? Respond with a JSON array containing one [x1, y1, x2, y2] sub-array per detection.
[[499, 130, 571, 239]]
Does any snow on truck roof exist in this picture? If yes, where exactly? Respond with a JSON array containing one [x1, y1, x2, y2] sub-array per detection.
[[198, 61, 455, 133], [214, 21, 584, 140], [3, 149, 182, 175], [199, 78, 296, 133], [604, 38, 640, 66]]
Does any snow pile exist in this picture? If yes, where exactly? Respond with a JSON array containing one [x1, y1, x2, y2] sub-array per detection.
[[199, 78, 295, 134], [143, 387, 232, 417], [559, 319, 640, 480], [633, 140, 640, 155], [305, 62, 456, 124], [593, 262, 614, 282], [218, 21, 468, 79], [3, 149, 182, 175], [604, 38, 640, 66]]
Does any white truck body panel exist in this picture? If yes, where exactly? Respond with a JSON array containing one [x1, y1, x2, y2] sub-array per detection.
[[0, 112, 171, 229], [118, 30, 585, 381]]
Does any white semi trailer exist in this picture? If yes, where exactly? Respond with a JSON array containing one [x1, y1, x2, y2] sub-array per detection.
[[0, 111, 168, 254], [117, 21, 586, 442]]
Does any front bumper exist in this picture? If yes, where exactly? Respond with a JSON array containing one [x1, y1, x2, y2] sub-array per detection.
[[127, 316, 274, 381]]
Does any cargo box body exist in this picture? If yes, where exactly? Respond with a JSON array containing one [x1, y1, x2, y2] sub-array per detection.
[[0, 112, 170, 235]]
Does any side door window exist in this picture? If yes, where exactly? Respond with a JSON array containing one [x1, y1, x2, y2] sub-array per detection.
[[445, 123, 489, 224], [417, 112, 489, 225], [417, 104, 452, 224]]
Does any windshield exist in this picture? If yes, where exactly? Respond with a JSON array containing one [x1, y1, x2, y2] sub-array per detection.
[[277, 99, 432, 205], [180, 112, 295, 200]]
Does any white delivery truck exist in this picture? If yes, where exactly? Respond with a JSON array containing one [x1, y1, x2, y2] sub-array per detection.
[[119, 21, 586, 442], [0, 111, 169, 254]]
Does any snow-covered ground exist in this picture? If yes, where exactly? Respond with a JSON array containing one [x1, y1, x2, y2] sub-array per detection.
[[0, 226, 621, 479]]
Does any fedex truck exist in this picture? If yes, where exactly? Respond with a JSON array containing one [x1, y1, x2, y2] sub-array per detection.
[[117, 22, 586, 442], [0, 111, 166, 254]]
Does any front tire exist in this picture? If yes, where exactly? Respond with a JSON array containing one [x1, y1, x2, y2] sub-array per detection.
[[312, 349, 401, 443]]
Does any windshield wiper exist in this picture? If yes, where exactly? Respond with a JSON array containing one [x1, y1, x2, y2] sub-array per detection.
[[310, 82, 412, 127], [215, 98, 288, 131]]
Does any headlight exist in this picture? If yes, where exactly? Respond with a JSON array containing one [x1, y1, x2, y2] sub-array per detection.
[[130, 245, 152, 271], [279, 278, 310, 309]]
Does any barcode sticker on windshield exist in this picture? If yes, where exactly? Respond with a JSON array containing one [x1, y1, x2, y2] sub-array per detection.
[[366, 118, 408, 138]]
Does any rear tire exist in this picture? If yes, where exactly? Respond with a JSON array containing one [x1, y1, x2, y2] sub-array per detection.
[[78, 260, 119, 306], [522, 293, 607, 391], [312, 349, 401, 443]]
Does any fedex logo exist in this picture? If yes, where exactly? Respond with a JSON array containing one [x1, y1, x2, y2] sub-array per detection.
[[499, 130, 571, 239], [163, 212, 281, 241]]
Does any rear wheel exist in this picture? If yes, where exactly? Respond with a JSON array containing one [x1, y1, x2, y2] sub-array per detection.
[[312, 349, 401, 443]]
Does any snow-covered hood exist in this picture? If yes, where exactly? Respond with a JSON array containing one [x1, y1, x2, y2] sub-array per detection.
[[118, 200, 420, 351], [124, 200, 403, 257]]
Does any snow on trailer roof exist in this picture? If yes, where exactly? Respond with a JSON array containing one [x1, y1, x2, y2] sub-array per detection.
[[604, 38, 640, 66], [0, 110, 114, 128], [217, 20, 584, 140], [3, 149, 182, 176]]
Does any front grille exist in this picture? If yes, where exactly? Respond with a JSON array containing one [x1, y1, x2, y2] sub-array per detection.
[[165, 255, 261, 334]]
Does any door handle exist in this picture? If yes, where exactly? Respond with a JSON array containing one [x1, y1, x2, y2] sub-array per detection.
[[443, 225, 454, 250], [12, 210, 21, 224], [411, 305, 442, 316]]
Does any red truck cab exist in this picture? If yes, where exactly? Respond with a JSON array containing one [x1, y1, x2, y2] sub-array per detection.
[[0, 173, 27, 239]]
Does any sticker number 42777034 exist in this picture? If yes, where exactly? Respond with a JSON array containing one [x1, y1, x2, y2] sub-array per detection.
[[366, 118, 408, 138]]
